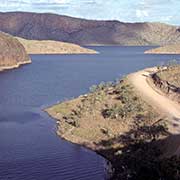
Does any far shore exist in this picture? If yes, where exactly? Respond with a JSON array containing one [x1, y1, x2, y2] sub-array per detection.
[[17, 37, 98, 55], [145, 44, 180, 54]]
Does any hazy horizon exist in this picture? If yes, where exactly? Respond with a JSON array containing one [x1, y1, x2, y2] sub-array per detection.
[[1, 0, 180, 25], [0, 10, 179, 27]]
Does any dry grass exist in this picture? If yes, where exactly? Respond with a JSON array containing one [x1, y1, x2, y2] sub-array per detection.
[[145, 44, 180, 54], [46, 78, 160, 150], [46, 71, 179, 179], [17, 37, 97, 54], [157, 65, 180, 87]]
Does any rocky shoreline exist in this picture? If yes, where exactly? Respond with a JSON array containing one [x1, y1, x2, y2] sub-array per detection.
[[0, 60, 31, 72]]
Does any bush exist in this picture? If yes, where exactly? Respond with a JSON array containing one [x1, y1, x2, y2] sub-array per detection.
[[89, 85, 98, 93], [102, 104, 125, 119], [166, 59, 179, 69], [89, 81, 114, 93]]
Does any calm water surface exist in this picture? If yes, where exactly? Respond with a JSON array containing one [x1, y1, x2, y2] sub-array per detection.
[[0, 46, 180, 180]]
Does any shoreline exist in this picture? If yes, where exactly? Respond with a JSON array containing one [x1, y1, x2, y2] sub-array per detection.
[[44, 66, 180, 179], [144, 44, 180, 54], [56, 131, 115, 178], [145, 51, 180, 54], [45, 110, 114, 178], [28, 51, 98, 55], [0, 60, 31, 72], [44, 67, 164, 179]]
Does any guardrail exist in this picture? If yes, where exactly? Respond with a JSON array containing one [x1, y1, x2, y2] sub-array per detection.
[[151, 72, 180, 103]]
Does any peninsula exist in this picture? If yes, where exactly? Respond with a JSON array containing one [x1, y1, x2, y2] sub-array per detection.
[[46, 64, 180, 179], [17, 37, 97, 54], [145, 44, 180, 54]]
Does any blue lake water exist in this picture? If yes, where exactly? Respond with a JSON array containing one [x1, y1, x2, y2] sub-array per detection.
[[0, 46, 180, 180]]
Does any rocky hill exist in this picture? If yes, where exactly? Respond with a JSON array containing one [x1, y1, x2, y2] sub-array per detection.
[[0, 12, 180, 46], [16, 37, 97, 54], [0, 31, 31, 71], [145, 44, 180, 54]]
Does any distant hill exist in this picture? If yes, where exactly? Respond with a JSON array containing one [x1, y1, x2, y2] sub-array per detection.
[[16, 37, 97, 54], [0, 12, 180, 46], [0, 31, 31, 71], [145, 44, 180, 54]]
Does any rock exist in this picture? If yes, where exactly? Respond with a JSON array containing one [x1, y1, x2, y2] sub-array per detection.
[[65, 118, 78, 127], [106, 87, 115, 95], [62, 116, 68, 120], [115, 150, 122, 155], [56, 121, 61, 125], [101, 128, 109, 135], [79, 94, 88, 100]]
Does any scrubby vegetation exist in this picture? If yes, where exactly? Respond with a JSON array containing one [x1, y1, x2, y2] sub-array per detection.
[[98, 122, 180, 180], [46, 76, 180, 180], [16, 37, 97, 55], [157, 60, 180, 87], [47, 78, 159, 141], [102, 84, 144, 120]]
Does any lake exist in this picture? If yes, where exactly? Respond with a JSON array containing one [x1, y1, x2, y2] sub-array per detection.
[[0, 46, 180, 180]]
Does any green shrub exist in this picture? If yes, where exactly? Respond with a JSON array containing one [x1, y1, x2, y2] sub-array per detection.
[[102, 104, 126, 119], [89, 84, 98, 93], [166, 59, 178, 69]]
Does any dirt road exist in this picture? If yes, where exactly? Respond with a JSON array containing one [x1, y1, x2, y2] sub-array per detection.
[[128, 67, 180, 134]]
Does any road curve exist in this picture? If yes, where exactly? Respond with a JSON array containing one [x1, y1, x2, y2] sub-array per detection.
[[128, 67, 180, 134]]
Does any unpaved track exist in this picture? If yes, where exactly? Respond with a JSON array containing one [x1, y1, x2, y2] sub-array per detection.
[[128, 67, 180, 134]]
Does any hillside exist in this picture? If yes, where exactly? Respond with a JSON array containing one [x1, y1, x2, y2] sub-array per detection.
[[16, 37, 97, 54], [145, 44, 180, 54], [46, 74, 175, 180], [0, 12, 180, 46], [0, 32, 31, 71], [46, 79, 160, 148], [46, 68, 180, 179]]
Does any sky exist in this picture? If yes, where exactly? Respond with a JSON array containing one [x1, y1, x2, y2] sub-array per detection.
[[1, 0, 180, 25]]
